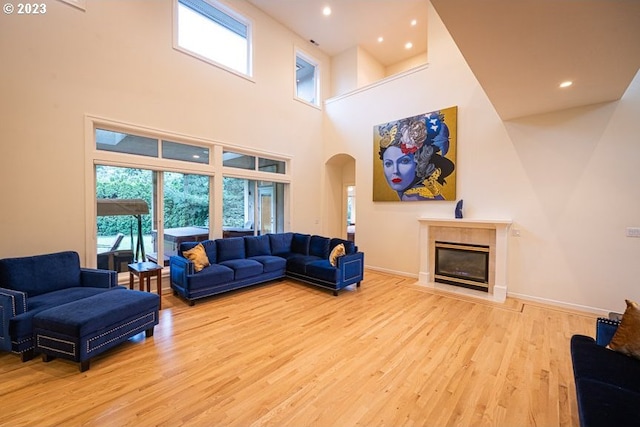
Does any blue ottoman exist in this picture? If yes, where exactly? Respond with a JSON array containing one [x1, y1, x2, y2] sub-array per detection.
[[33, 290, 160, 372]]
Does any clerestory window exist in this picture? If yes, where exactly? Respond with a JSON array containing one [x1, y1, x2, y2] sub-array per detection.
[[175, 0, 251, 76], [295, 51, 319, 106]]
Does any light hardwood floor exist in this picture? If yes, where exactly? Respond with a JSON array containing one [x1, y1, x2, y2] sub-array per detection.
[[0, 271, 596, 426]]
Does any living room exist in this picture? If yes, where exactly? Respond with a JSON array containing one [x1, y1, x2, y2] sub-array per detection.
[[0, 0, 639, 424]]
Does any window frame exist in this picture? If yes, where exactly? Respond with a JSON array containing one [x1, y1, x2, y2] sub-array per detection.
[[85, 115, 291, 272], [173, 0, 254, 79]]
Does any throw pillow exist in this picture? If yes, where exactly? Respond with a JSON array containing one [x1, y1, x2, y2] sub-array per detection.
[[183, 243, 210, 272], [329, 243, 345, 267], [609, 299, 640, 360]]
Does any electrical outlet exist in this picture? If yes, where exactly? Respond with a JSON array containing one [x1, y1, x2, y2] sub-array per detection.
[[626, 227, 640, 238]]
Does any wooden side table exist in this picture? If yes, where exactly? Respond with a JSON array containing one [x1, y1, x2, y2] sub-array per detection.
[[128, 261, 163, 309]]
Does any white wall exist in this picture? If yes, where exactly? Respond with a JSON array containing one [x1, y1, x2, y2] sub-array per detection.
[[324, 1, 640, 314], [0, 0, 330, 260]]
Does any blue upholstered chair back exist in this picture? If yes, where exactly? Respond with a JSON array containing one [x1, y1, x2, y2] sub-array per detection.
[[0, 251, 82, 296]]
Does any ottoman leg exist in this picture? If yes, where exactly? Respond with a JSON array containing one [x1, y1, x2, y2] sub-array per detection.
[[42, 354, 55, 363], [145, 327, 154, 338], [80, 360, 90, 372]]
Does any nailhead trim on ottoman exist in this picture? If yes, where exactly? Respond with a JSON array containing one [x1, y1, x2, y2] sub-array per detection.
[[33, 289, 160, 372]]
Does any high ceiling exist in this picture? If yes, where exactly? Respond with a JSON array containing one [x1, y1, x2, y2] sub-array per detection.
[[246, 0, 640, 120]]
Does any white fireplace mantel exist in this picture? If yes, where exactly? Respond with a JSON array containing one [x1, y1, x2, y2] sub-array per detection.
[[418, 217, 512, 302]]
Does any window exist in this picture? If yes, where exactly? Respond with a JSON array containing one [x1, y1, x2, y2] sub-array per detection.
[[295, 52, 319, 106], [223, 151, 286, 174], [162, 140, 209, 164], [89, 118, 290, 271], [222, 177, 285, 237], [176, 0, 251, 76], [96, 166, 155, 272], [96, 129, 158, 158]]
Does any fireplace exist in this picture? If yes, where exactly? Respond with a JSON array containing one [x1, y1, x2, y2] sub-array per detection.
[[434, 241, 489, 292], [418, 218, 512, 302]]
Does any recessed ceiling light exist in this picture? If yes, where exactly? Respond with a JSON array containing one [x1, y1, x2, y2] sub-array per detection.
[[559, 80, 573, 88], [411, 19, 417, 26], [377, 36, 384, 43], [322, 6, 331, 16], [405, 42, 413, 49]]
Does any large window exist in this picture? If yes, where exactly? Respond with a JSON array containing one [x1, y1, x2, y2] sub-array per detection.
[[295, 51, 319, 106], [176, 0, 251, 76], [90, 120, 289, 272]]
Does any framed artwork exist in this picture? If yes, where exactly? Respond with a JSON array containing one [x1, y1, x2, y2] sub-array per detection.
[[373, 106, 457, 201]]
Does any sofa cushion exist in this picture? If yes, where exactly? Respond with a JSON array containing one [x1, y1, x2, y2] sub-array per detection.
[[309, 235, 330, 258], [245, 235, 271, 257], [187, 264, 234, 290], [574, 378, 640, 427], [306, 260, 339, 284], [0, 251, 82, 297], [216, 237, 245, 262], [286, 254, 322, 274], [269, 233, 293, 255], [182, 243, 210, 272], [291, 233, 311, 255], [571, 334, 640, 393], [330, 238, 356, 255], [219, 259, 263, 280], [248, 255, 286, 273]]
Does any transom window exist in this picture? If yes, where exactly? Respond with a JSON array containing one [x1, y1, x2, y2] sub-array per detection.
[[223, 151, 286, 174], [175, 0, 251, 76]]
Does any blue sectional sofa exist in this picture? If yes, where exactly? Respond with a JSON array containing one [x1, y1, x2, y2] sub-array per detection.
[[570, 318, 640, 427], [170, 233, 364, 305], [0, 251, 119, 360]]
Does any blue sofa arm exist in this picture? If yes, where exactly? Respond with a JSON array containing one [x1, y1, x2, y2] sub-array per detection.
[[0, 288, 27, 351], [337, 251, 364, 286], [170, 255, 194, 289], [80, 268, 118, 288]]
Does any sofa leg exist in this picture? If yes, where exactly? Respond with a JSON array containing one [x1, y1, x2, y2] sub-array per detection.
[[357, 281, 361, 288], [189, 300, 195, 306], [145, 327, 154, 338], [42, 354, 55, 363], [333, 290, 338, 296], [21, 349, 34, 362], [80, 360, 90, 372]]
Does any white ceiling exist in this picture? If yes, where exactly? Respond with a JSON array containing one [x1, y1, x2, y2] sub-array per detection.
[[246, 0, 640, 120]]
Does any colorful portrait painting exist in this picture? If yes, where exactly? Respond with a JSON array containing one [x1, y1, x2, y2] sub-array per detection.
[[373, 106, 457, 201]]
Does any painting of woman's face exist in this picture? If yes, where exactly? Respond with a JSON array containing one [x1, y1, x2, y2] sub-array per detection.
[[382, 145, 416, 192]]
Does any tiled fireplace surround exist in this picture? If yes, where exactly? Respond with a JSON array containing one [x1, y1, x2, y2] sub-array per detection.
[[418, 218, 512, 303]]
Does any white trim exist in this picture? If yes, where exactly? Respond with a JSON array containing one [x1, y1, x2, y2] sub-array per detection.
[[325, 63, 429, 105]]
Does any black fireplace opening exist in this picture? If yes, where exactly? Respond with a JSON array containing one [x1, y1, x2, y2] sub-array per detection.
[[434, 241, 489, 292]]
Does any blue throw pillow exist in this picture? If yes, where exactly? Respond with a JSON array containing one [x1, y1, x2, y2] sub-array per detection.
[[310, 235, 330, 258], [291, 233, 311, 255], [269, 233, 293, 255], [245, 235, 271, 257]]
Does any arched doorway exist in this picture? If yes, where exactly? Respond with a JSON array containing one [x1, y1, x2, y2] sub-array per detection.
[[325, 154, 356, 240]]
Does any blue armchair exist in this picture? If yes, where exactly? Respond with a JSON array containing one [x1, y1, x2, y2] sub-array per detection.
[[0, 251, 118, 360]]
